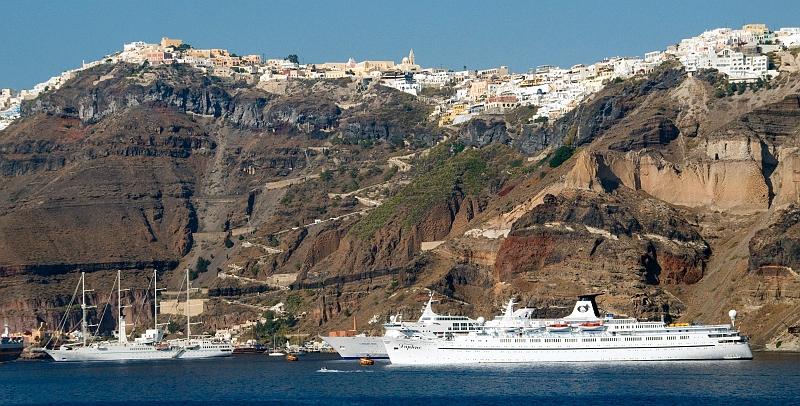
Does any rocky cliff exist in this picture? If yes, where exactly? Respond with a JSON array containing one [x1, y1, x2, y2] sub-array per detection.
[[3, 60, 800, 348], [0, 62, 440, 333]]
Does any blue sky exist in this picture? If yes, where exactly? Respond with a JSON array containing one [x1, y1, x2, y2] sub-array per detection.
[[3, 0, 800, 89]]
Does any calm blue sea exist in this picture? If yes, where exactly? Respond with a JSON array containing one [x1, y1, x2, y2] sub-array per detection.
[[1, 352, 799, 405]]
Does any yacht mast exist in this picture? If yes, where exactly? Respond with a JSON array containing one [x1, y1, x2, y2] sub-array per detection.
[[153, 269, 158, 329], [186, 269, 191, 339], [117, 270, 128, 343], [117, 270, 121, 341], [80, 272, 87, 346]]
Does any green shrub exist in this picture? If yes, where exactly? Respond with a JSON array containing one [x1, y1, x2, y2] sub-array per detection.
[[382, 166, 398, 182], [320, 170, 333, 182], [196, 257, 211, 274], [548, 146, 575, 168], [726, 83, 737, 96], [285, 294, 303, 315]]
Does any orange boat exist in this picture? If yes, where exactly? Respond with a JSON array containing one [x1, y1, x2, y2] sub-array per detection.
[[578, 321, 605, 331], [359, 357, 375, 366], [286, 354, 299, 362], [546, 322, 571, 332]]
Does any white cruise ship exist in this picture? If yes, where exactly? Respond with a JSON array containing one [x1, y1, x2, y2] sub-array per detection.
[[384, 294, 753, 365], [45, 271, 183, 362], [321, 294, 484, 359]]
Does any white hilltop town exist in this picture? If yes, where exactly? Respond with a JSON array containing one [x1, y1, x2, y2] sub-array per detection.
[[1, 23, 798, 131]]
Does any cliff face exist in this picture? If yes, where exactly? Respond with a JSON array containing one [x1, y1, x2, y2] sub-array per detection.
[[0, 106, 205, 275], [513, 67, 686, 154], [294, 145, 518, 286], [0, 62, 442, 332], [310, 65, 800, 343], [457, 119, 510, 148], [4, 59, 800, 348], [491, 189, 708, 320]]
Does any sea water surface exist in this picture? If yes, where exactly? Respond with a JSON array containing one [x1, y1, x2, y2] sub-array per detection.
[[2, 352, 799, 405]]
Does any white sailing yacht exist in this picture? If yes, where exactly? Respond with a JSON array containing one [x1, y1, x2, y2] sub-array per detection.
[[167, 269, 232, 359], [45, 270, 183, 362]]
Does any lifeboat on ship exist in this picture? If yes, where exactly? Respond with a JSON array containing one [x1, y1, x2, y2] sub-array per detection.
[[546, 322, 571, 332], [155, 343, 172, 351], [578, 321, 605, 331]]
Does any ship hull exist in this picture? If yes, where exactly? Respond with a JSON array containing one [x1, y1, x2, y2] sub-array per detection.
[[45, 345, 183, 362], [168, 339, 233, 359], [384, 337, 753, 365], [178, 348, 233, 358], [321, 336, 388, 359], [0, 346, 24, 362]]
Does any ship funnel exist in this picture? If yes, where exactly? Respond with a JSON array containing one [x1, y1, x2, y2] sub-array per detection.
[[419, 294, 438, 320], [729, 309, 737, 328], [564, 294, 602, 320]]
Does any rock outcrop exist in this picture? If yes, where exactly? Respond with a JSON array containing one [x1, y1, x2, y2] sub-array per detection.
[[749, 205, 800, 272], [457, 118, 510, 148]]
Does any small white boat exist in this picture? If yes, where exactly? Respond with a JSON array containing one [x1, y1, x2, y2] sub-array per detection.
[[267, 337, 284, 356]]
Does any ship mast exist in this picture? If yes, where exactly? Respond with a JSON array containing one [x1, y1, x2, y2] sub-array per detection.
[[79, 272, 96, 346], [153, 269, 158, 330], [186, 269, 191, 339], [117, 270, 128, 343], [183, 268, 201, 342], [80, 272, 87, 346]]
